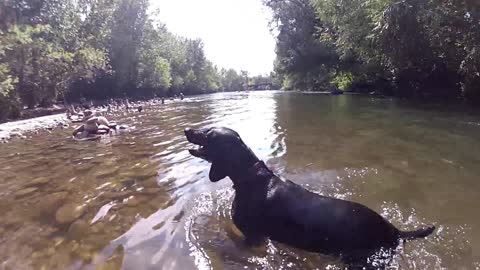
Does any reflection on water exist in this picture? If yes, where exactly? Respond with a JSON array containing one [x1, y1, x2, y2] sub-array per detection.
[[1, 92, 480, 269]]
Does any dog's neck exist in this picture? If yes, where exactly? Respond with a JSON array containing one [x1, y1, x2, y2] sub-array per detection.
[[248, 161, 271, 176], [231, 160, 274, 190]]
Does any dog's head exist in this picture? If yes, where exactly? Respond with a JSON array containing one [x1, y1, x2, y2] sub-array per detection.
[[185, 127, 259, 182]]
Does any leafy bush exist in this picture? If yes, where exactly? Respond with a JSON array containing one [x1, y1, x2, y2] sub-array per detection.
[[332, 72, 354, 91]]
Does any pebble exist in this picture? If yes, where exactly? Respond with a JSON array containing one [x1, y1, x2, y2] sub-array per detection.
[[74, 246, 93, 262], [124, 196, 148, 207], [100, 191, 133, 201], [14, 187, 38, 198], [38, 192, 69, 216], [94, 167, 119, 178], [55, 203, 86, 225], [46, 247, 56, 256], [10, 131, 23, 137], [141, 188, 161, 195], [25, 177, 50, 187], [142, 178, 159, 188], [95, 246, 124, 270], [54, 237, 65, 247], [67, 219, 89, 240], [120, 179, 135, 188]]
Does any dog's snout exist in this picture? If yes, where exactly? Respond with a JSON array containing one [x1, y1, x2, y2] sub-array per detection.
[[184, 127, 207, 145]]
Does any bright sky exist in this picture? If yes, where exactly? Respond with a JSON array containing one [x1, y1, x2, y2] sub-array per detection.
[[150, 0, 276, 76]]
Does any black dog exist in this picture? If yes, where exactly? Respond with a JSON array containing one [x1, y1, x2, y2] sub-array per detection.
[[185, 127, 435, 256]]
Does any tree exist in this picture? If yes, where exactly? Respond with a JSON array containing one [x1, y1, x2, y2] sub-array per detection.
[[221, 69, 244, 92], [264, 0, 338, 90], [110, 0, 149, 96], [0, 0, 230, 121], [265, 0, 480, 101]]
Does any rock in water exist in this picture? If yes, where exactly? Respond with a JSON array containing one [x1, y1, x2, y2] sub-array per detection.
[[25, 177, 50, 187], [10, 131, 23, 137], [67, 219, 89, 240], [55, 203, 86, 225], [14, 187, 38, 198], [38, 192, 69, 216]]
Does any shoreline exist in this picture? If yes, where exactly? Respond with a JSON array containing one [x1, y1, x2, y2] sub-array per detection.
[[0, 113, 69, 143], [0, 95, 185, 143]]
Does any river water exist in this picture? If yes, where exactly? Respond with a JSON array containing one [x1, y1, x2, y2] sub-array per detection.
[[0, 92, 479, 269]]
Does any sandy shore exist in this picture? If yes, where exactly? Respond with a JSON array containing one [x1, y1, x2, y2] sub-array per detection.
[[0, 113, 69, 142]]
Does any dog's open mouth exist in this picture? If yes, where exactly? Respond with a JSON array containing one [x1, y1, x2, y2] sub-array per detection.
[[188, 145, 207, 159], [185, 128, 208, 160]]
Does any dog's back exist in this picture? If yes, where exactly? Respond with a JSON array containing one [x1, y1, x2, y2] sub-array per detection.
[[241, 177, 400, 253]]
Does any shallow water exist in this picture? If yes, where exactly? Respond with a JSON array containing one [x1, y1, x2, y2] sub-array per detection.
[[1, 92, 479, 269]]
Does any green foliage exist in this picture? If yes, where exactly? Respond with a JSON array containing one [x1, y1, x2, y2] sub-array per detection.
[[0, 0, 282, 120], [263, 0, 339, 91], [138, 57, 172, 90], [0, 23, 108, 109], [0, 0, 280, 120], [0, 41, 17, 97], [0, 93, 21, 121], [332, 72, 354, 91], [265, 0, 480, 101], [221, 69, 245, 92], [0, 64, 17, 97]]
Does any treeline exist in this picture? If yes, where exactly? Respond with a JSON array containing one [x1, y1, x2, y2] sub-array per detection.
[[0, 0, 275, 121], [264, 0, 480, 102]]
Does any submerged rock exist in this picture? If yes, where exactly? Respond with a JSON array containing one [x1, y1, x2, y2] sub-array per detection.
[[100, 191, 133, 201], [94, 167, 119, 178], [14, 187, 38, 198], [10, 131, 23, 137], [124, 195, 149, 207], [25, 177, 50, 187], [95, 245, 124, 270], [38, 192, 69, 216], [55, 203, 86, 225], [141, 187, 161, 195], [74, 244, 94, 262], [67, 219, 89, 240]]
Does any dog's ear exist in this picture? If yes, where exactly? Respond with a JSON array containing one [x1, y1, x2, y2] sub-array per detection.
[[209, 163, 227, 182]]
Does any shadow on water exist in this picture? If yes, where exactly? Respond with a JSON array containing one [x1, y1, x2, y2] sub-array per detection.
[[0, 92, 479, 269]]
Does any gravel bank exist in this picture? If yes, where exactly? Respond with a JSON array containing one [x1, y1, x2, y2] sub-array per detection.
[[0, 113, 69, 143]]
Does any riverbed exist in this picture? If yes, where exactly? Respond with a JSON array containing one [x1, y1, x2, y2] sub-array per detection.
[[0, 91, 479, 269]]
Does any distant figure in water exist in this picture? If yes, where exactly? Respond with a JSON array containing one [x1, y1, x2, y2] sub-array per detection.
[[66, 105, 84, 121], [330, 85, 343, 95], [180, 92, 184, 100], [161, 97, 165, 104], [72, 110, 118, 139], [124, 99, 130, 111]]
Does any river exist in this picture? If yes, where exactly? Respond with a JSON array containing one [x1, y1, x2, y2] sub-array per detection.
[[0, 91, 479, 269]]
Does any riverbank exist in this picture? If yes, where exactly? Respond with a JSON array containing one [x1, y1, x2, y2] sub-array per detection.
[[0, 97, 176, 143], [0, 113, 69, 143]]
